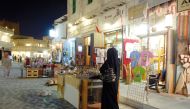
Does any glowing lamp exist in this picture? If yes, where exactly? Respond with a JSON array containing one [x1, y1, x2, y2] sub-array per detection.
[[49, 29, 57, 37]]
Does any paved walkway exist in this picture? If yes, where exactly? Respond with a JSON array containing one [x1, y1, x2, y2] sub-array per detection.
[[0, 62, 75, 109], [0, 77, 76, 109], [120, 82, 190, 109], [0, 62, 133, 109]]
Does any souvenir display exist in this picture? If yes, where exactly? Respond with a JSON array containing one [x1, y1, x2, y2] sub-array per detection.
[[75, 68, 100, 79], [96, 48, 105, 64], [140, 51, 154, 67], [175, 54, 190, 96], [130, 51, 140, 68], [56, 67, 102, 109], [133, 66, 145, 82]]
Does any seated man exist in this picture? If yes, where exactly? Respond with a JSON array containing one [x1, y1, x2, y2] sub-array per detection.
[[149, 72, 161, 93], [161, 69, 166, 89], [69, 57, 76, 70]]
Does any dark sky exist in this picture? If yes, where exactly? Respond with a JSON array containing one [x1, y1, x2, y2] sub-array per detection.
[[0, 0, 67, 39]]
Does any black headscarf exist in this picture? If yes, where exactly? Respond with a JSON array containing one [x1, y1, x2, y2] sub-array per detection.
[[107, 47, 119, 73], [100, 47, 120, 80]]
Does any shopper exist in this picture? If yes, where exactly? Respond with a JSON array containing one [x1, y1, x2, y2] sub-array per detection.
[[25, 56, 30, 67], [99, 47, 120, 109], [19, 56, 22, 63], [2, 52, 12, 77]]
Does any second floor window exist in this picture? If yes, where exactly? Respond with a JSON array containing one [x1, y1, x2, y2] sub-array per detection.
[[88, 0, 93, 4], [73, 0, 76, 14]]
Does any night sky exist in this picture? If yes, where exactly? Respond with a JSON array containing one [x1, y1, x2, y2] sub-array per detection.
[[0, 0, 67, 39]]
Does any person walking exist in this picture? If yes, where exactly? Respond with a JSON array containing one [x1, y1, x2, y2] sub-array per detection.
[[99, 47, 120, 109], [2, 52, 12, 78]]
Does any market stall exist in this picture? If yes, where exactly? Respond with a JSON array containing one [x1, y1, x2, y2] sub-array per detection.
[[64, 75, 102, 109], [56, 68, 102, 109]]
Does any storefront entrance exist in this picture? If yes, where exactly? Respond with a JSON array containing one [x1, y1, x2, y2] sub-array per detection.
[[141, 34, 166, 75], [104, 29, 122, 58]]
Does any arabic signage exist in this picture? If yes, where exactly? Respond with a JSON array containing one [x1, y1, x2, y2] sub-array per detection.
[[177, 0, 190, 12], [128, 3, 147, 20], [100, 6, 126, 31]]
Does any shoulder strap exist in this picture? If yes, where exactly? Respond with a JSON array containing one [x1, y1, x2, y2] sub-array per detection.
[[106, 61, 110, 69]]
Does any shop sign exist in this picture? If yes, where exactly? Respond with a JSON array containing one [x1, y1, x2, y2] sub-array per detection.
[[101, 6, 126, 30], [177, 0, 190, 12], [128, 3, 147, 20], [149, 2, 176, 17], [103, 6, 125, 24]]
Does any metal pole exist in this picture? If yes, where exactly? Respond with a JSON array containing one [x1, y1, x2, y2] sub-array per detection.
[[121, 5, 125, 81], [146, 7, 150, 102]]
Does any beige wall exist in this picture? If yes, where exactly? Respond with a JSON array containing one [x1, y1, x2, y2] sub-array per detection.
[[67, 0, 128, 48]]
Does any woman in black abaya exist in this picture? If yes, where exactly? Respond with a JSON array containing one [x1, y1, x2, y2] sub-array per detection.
[[100, 47, 120, 109]]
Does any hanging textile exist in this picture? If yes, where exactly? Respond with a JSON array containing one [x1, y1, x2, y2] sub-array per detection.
[[116, 31, 118, 42], [96, 25, 101, 33], [177, 11, 190, 42]]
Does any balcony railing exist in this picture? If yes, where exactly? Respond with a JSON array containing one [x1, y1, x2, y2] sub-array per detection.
[[12, 46, 50, 52], [0, 41, 13, 49]]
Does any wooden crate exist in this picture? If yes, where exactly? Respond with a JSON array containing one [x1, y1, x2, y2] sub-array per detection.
[[32, 70, 38, 77], [26, 69, 33, 77], [26, 68, 39, 78]]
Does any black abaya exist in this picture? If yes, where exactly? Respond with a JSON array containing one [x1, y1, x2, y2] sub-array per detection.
[[100, 48, 120, 109]]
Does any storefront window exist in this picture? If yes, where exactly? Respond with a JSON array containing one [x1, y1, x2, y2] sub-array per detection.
[[72, 0, 76, 14], [104, 30, 123, 58]]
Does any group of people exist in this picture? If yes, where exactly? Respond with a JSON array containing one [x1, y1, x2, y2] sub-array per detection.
[[12, 55, 22, 63], [24, 57, 49, 68]]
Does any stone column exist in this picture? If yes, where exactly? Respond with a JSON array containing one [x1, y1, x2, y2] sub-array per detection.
[[166, 29, 175, 93]]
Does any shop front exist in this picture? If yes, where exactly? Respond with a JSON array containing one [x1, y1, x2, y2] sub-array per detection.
[[59, 23, 104, 109], [119, 1, 178, 106], [51, 42, 63, 63], [63, 38, 76, 65], [104, 30, 123, 58], [99, 5, 126, 60], [96, 6, 127, 84]]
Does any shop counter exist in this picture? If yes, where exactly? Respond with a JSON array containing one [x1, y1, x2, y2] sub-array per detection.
[[64, 75, 81, 108], [62, 75, 102, 109]]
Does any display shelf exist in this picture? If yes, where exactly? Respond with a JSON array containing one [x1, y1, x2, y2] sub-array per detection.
[[26, 68, 43, 78], [82, 79, 102, 109]]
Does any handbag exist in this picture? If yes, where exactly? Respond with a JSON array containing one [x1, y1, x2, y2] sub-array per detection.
[[101, 63, 116, 82]]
